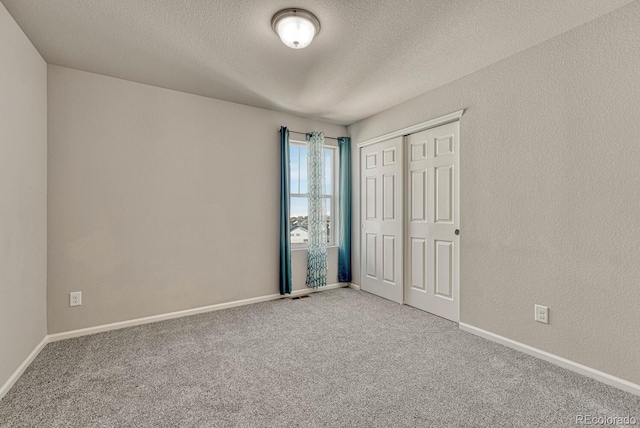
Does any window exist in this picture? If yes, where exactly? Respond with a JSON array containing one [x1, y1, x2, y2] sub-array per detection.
[[289, 140, 337, 248]]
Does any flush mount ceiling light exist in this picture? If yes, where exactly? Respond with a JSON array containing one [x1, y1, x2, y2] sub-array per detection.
[[271, 8, 320, 49]]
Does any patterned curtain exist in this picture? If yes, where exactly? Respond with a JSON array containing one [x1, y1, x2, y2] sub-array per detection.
[[305, 132, 327, 288]]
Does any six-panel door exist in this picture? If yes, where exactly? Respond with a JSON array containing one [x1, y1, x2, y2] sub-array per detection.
[[405, 121, 460, 321], [360, 137, 403, 303]]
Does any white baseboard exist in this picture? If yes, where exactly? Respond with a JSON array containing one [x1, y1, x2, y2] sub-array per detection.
[[459, 323, 640, 397], [348, 283, 361, 290], [49, 283, 347, 343], [0, 336, 48, 401]]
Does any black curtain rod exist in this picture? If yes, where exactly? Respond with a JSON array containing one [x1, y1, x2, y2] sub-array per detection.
[[284, 129, 340, 141]]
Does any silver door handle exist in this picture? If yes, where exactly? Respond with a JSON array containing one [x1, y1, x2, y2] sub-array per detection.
[[362, 224, 365, 228]]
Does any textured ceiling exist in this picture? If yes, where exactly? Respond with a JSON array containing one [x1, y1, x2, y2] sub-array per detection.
[[2, 0, 633, 125]]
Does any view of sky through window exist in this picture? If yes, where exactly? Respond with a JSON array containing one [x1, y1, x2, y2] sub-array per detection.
[[290, 145, 333, 216]]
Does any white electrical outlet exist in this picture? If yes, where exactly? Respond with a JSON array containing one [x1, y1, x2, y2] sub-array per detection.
[[535, 304, 548, 324], [70, 291, 82, 307]]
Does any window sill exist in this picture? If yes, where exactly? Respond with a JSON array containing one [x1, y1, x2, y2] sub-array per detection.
[[292, 245, 338, 252]]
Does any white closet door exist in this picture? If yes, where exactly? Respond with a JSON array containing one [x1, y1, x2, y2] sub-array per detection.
[[360, 137, 403, 303], [405, 121, 460, 321]]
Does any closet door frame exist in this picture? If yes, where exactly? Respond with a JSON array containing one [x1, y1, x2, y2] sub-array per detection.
[[357, 110, 464, 318]]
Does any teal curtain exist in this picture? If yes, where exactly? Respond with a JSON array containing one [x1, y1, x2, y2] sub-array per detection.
[[279, 127, 292, 295], [337, 137, 352, 282], [305, 132, 328, 288]]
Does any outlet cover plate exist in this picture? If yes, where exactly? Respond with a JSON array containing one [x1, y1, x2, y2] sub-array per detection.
[[70, 291, 82, 307], [535, 304, 548, 324]]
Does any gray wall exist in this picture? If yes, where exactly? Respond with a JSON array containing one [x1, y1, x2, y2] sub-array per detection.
[[47, 65, 345, 334], [0, 3, 48, 389], [349, 2, 640, 385]]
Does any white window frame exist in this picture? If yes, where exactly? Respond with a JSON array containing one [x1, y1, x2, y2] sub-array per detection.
[[289, 139, 338, 249]]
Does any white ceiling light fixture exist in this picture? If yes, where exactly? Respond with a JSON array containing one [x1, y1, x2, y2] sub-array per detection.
[[271, 9, 320, 49]]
